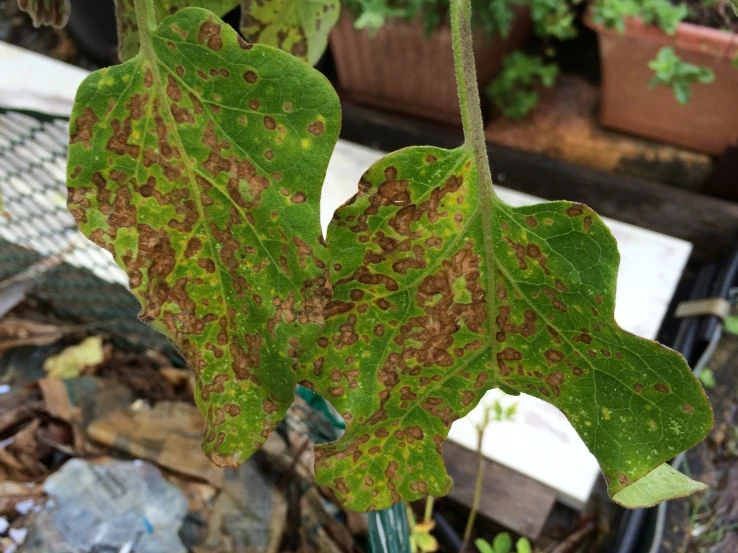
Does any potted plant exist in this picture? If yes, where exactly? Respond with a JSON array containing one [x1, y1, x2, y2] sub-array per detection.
[[329, 0, 533, 125], [584, 0, 738, 155]]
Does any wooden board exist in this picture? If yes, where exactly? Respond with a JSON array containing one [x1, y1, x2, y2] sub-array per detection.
[[339, 99, 738, 263], [442, 440, 557, 540]]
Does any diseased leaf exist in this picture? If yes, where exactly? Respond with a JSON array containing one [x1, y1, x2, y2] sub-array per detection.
[[240, 0, 340, 65], [612, 462, 707, 508], [67, 7, 340, 467], [302, 145, 712, 511], [114, 0, 239, 61], [17, 0, 70, 28]]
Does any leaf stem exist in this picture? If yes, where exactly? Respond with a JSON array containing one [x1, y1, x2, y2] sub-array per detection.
[[450, 0, 496, 200], [133, 0, 157, 54], [424, 495, 435, 523]]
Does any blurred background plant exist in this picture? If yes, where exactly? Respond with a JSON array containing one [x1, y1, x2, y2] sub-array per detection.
[[340, 0, 735, 117]]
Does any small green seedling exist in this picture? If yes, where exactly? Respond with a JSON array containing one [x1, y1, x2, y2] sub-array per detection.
[[698, 368, 716, 389], [723, 315, 738, 335], [407, 506, 439, 553], [648, 46, 715, 104], [475, 533, 532, 553]]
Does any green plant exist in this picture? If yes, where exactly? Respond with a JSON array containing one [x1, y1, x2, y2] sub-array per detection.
[[648, 46, 715, 104], [345, 0, 522, 40], [407, 505, 439, 552], [698, 368, 716, 388], [591, 0, 687, 34], [486, 51, 558, 119], [52, 0, 711, 526], [460, 398, 517, 553], [475, 534, 532, 553]]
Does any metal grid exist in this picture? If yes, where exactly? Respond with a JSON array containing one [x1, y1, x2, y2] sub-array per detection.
[[0, 109, 127, 286], [0, 109, 172, 353]]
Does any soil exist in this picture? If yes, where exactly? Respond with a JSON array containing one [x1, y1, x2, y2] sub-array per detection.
[[660, 331, 738, 553], [682, 0, 738, 33]]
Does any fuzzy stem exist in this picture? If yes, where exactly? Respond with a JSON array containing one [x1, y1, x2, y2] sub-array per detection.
[[134, 0, 157, 53], [459, 427, 486, 553], [450, 0, 496, 199], [424, 495, 435, 523]]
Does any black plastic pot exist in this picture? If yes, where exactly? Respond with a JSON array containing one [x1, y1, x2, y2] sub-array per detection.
[[67, 0, 118, 65]]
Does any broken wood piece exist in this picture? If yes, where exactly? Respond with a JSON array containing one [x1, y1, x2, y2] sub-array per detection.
[[87, 401, 224, 487], [442, 440, 557, 540]]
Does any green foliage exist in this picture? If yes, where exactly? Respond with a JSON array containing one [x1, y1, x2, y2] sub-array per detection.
[[67, 6, 340, 467], [67, 0, 712, 517], [591, 0, 688, 34], [114, 0, 338, 64], [303, 142, 711, 510], [486, 52, 558, 119], [475, 534, 532, 553], [241, 0, 341, 65], [344, 0, 522, 39], [698, 368, 715, 388], [648, 46, 715, 104], [529, 0, 579, 40], [16, 0, 70, 28], [114, 0, 239, 61], [724, 315, 738, 335], [407, 507, 439, 552]]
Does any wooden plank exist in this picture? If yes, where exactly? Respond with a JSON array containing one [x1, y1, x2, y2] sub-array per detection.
[[442, 440, 557, 540], [339, 99, 738, 263]]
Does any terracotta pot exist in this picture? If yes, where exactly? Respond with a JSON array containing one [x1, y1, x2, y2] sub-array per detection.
[[584, 10, 738, 155], [329, 9, 532, 126]]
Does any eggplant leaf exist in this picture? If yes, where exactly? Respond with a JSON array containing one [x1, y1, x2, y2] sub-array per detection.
[[240, 0, 340, 65], [67, 7, 340, 467], [302, 146, 712, 511], [114, 0, 239, 61]]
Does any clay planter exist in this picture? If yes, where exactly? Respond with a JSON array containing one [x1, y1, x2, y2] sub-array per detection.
[[330, 9, 532, 125], [584, 10, 738, 155]]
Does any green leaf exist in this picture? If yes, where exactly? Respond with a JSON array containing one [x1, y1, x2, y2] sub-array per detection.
[[725, 316, 738, 335], [304, 146, 712, 511], [17, 0, 70, 28], [612, 462, 707, 508], [67, 7, 340, 467], [474, 539, 495, 553], [516, 537, 532, 553], [698, 368, 715, 389], [241, 0, 340, 66], [493, 533, 513, 553], [114, 0, 239, 61]]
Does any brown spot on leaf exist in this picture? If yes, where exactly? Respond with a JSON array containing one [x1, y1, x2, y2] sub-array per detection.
[[198, 18, 223, 50], [545, 349, 565, 364], [654, 383, 670, 394], [70, 107, 98, 148], [566, 203, 584, 217], [307, 121, 324, 136]]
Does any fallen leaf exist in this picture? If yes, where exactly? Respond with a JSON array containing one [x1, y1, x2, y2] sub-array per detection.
[[87, 401, 224, 486], [43, 336, 105, 378]]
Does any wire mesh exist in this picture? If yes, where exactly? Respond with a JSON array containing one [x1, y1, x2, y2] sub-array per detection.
[[0, 109, 173, 353]]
